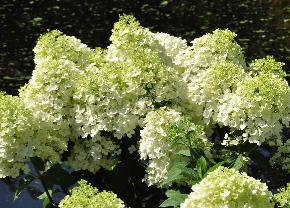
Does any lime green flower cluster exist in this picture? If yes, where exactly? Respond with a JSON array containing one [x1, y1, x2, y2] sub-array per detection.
[[218, 57, 289, 146], [273, 183, 290, 208], [188, 61, 245, 126], [19, 30, 93, 141], [182, 29, 245, 77], [0, 92, 34, 177], [18, 30, 122, 173], [59, 180, 124, 208], [181, 167, 273, 208], [108, 15, 187, 104], [0, 92, 67, 177]]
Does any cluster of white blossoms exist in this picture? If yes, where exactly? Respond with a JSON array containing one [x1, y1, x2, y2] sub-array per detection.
[[107, 15, 186, 104], [0, 92, 68, 177], [59, 180, 124, 208], [66, 133, 121, 173], [0, 92, 35, 177], [220, 62, 290, 146], [74, 15, 187, 139], [172, 28, 290, 148], [19, 30, 93, 140], [0, 15, 289, 178], [139, 108, 211, 186], [180, 167, 273, 208], [139, 108, 182, 185]]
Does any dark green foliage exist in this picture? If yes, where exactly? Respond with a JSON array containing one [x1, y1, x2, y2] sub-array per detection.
[[159, 190, 188, 208]]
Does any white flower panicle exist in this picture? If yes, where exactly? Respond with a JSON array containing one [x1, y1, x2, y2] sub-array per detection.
[[180, 167, 273, 208], [19, 30, 94, 142], [221, 59, 290, 145], [139, 108, 210, 186], [66, 133, 121, 173], [188, 61, 245, 125], [139, 108, 182, 185], [74, 60, 152, 139], [181, 29, 246, 82], [0, 92, 67, 178], [107, 15, 185, 103]]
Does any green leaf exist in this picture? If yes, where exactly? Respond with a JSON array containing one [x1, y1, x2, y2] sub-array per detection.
[[14, 175, 35, 202], [196, 156, 207, 179], [177, 150, 191, 157], [37, 190, 53, 200], [40, 196, 50, 208], [159, 190, 188, 207], [204, 161, 225, 177], [159, 161, 188, 187], [232, 155, 247, 171], [182, 167, 196, 177], [181, 167, 200, 183], [191, 148, 204, 161], [109, 159, 120, 171]]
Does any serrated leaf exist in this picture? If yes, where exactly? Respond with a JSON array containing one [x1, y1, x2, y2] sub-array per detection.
[[159, 161, 188, 187], [232, 155, 247, 171], [14, 175, 35, 202], [196, 156, 207, 179], [177, 150, 191, 157], [204, 161, 225, 177], [182, 167, 196, 177], [159, 190, 188, 207], [160, 170, 184, 187]]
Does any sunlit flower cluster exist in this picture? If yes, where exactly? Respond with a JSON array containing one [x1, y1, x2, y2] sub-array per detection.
[[19, 30, 93, 140], [180, 167, 273, 208], [0, 92, 67, 177], [181, 29, 245, 82], [220, 59, 290, 146], [139, 108, 210, 186], [139, 108, 182, 185], [107, 15, 186, 104], [59, 179, 124, 208], [273, 183, 290, 208]]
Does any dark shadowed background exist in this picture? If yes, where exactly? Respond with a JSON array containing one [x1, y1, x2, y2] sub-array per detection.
[[1, 0, 289, 95]]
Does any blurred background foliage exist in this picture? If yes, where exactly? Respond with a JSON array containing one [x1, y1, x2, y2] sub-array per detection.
[[0, 0, 289, 95]]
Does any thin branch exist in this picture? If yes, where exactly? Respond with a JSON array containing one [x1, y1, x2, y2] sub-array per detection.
[[32, 163, 55, 205]]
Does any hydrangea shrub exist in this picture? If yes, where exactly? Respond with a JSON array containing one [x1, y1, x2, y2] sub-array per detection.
[[0, 14, 289, 207]]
